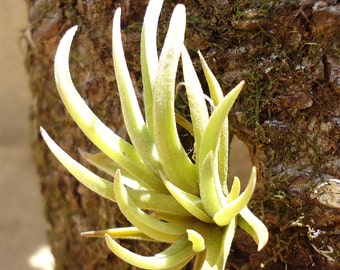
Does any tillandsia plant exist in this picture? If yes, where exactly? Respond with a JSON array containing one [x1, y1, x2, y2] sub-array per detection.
[[40, 0, 268, 269]]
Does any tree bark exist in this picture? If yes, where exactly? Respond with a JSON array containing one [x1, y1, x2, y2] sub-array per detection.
[[25, 0, 339, 269]]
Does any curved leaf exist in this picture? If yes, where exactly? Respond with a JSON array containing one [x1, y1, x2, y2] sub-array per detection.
[[54, 26, 165, 193], [186, 229, 206, 252], [153, 4, 198, 194], [213, 167, 256, 226], [227, 176, 241, 202], [141, 0, 164, 134], [199, 152, 226, 218], [182, 47, 209, 153], [128, 189, 191, 217], [114, 170, 187, 243], [41, 128, 115, 201], [112, 8, 160, 175], [238, 207, 269, 251], [81, 227, 155, 241], [214, 218, 236, 269], [105, 234, 195, 270], [199, 81, 244, 165], [161, 172, 213, 223]]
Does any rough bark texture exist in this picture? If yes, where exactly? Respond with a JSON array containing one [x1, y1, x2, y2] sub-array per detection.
[[25, 0, 339, 269]]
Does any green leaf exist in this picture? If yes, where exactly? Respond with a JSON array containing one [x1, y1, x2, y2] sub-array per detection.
[[227, 176, 241, 202], [105, 234, 195, 269], [114, 170, 187, 243], [112, 8, 160, 175], [200, 227, 223, 270], [217, 120, 229, 189], [213, 167, 257, 226], [199, 81, 244, 191], [54, 26, 165, 193], [186, 229, 206, 252], [198, 81, 244, 166], [81, 227, 155, 241], [153, 4, 198, 194], [199, 51, 232, 187], [238, 207, 269, 251], [128, 189, 191, 217], [198, 51, 224, 106], [199, 152, 226, 217], [199, 51, 231, 187], [182, 47, 209, 153], [40, 128, 115, 201], [214, 218, 236, 269], [141, 0, 164, 135], [200, 220, 236, 270], [161, 172, 213, 223], [79, 149, 133, 178]]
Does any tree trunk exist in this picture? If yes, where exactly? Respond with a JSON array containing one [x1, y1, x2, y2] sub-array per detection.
[[25, 0, 339, 269]]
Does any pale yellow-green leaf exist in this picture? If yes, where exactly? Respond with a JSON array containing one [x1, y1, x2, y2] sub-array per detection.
[[213, 218, 236, 269], [114, 170, 187, 243], [81, 227, 155, 241], [153, 4, 198, 194], [105, 234, 195, 269], [199, 152, 226, 218], [198, 51, 224, 106], [213, 167, 256, 226], [198, 51, 230, 188], [141, 0, 164, 134], [227, 176, 241, 201], [161, 173, 213, 223], [54, 25, 164, 193], [79, 150, 134, 179], [112, 8, 160, 175], [186, 229, 206, 252], [200, 228, 223, 270], [40, 128, 115, 201], [199, 81, 244, 164], [128, 189, 191, 217], [182, 46, 209, 152], [238, 206, 269, 251]]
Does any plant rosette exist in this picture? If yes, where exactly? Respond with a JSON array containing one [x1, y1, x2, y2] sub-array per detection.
[[41, 0, 268, 269]]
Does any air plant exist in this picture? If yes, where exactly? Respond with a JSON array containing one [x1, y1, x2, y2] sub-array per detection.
[[40, 0, 268, 269]]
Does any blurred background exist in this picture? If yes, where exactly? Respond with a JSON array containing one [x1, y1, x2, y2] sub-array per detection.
[[0, 1, 251, 269], [0, 0, 54, 269]]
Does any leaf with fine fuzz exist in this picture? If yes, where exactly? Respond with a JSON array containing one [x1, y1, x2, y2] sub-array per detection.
[[153, 4, 198, 194], [141, 0, 164, 135], [114, 170, 187, 243], [78, 150, 138, 184], [105, 234, 195, 270], [186, 229, 206, 252], [199, 152, 226, 217], [213, 167, 257, 226], [198, 81, 244, 190], [82, 227, 155, 241], [238, 207, 269, 251], [198, 51, 231, 186], [227, 176, 241, 202], [198, 51, 224, 106], [213, 218, 237, 269], [54, 26, 165, 193], [161, 173, 213, 223], [40, 128, 115, 201], [182, 47, 209, 153], [42, 128, 182, 215], [198, 81, 244, 165], [127, 189, 191, 217], [112, 8, 160, 175]]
